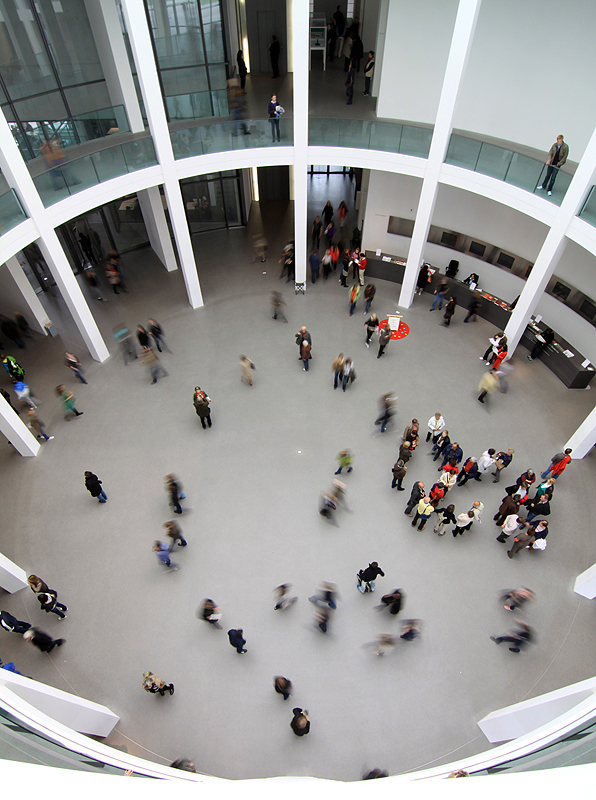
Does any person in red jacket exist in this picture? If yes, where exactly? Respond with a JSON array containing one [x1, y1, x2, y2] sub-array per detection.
[[540, 448, 572, 480]]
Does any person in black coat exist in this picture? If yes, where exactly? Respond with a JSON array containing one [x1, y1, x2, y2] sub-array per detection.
[[528, 327, 555, 361], [269, 35, 281, 78], [227, 628, 247, 654], [404, 481, 425, 515], [37, 590, 67, 620], [23, 628, 64, 653], [463, 293, 481, 323], [137, 325, 150, 349], [0, 610, 31, 634], [84, 471, 107, 503], [357, 561, 385, 593], [290, 708, 310, 736], [378, 588, 403, 615]]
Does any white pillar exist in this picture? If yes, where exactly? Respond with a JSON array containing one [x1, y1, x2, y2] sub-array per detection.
[[5, 256, 50, 334], [565, 405, 596, 460], [84, 0, 145, 133], [0, 551, 28, 592], [574, 562, 596, 599], [120, 0, 203, 309], [505, 128, 596, 355], [0, 111, 109, 362], [373, 0, 389, 99], [0, 394, 40, 457], [292, 0, 309, 289], [398, 0, 482, 308], [137, 187, 177, 271]]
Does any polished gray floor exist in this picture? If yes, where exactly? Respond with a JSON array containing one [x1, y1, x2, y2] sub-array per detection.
[[0, 183, 595, 781]]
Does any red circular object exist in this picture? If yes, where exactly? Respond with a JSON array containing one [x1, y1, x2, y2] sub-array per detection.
[[380, 319, 410, 340]]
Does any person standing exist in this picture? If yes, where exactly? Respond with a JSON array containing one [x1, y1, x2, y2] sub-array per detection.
[[301, 338, 312, 372], [541, 448, 572, 480], [434, 504, 456, 536], [496, 514, 525, 544], [274, 676, 293, 700], [357, 562, 385, 593], [309, 250, 321, 284], [416, 264, 431, 296], [391, 458, 407, 491], [84, 471, 107, 503], [481, 332, 507, 365], [404, 482, 425, 516], [494, 494, 520, 527], [477, 448, 496, 478], [452, 510, 475, 537], [363, 51, 374, 95], [193, 387, 212, 429], [236, 50, 248, 90], [426, 412, 445, 443], [269, 35, 281, 78], [23, 628, 64, 653], [239, 355, 254, 386], [357, 253, 367, 285], [377, 323, 391, 358], [142, 671, 174, 695], [148, 318, 172, 354], [332, 353, 345, 389], [431, 430, 450, 461], [37, 590, 67, 620], [507, 529, 536, 559], [153, 540, 180, 570], [341, 358, 355, 391], [295, 326, 312, 353], [27, 410, 54, 442], [334, 5, 346, 57], [457, 457, 479, 486], [268, 94, 281, 142], [345, 59, 355, 105], [537, 135, 569, 195], [443, 296, 457, 326], [411, 496, 434, 531], [363, 283, 376, 314], [493, 449, 515, 483], [290, 708, 310, 736], [430, 279, 449, 311], [311, 215, 322, 250], [56, 385, 83, 420], [340, 248, 350, 286], [528, 327, 555, 361], [227, 628, 247, 654], [64, 352, 88, 384]]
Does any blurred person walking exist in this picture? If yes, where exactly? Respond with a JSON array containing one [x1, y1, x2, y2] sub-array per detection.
[[227, 628, 247, 654], [490, 620, 533, 653], [141, 347, 169, 384], [84, 471, 107, 503], [335, 448, 353, 474], [56, 384, 83, 419], [274, 676, 293, 700], [163, 520, 187, 548], [270, 291, 287, 322], [64, 352, 87, 384], [349, 283, 360, 315], [113, 324, 136, 364], [23, 628, 64, 653], [240, 355, 255, 386], [165, 474, 186, 515], [501, 587, 534, 612], [274, 583, 298, 610], [153, 541, 179, 571], [363, 283, 375, 313], [142, 671, 174, 695], [199, 599, 222, 629], [377, 588, 403, 615]]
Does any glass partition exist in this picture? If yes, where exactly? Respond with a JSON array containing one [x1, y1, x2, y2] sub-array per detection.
[[32, 139, 158, 208], [0, 189, 28, 236], [577, 186, 596, 227], [171, 119, 292, 158], [445, 133, 573, 205], [308, 119, 432, 158]]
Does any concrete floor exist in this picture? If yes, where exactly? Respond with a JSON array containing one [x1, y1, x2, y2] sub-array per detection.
[[0, 178, 595, 781]]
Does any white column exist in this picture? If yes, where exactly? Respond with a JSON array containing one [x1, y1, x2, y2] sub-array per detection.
[[565, 405, 596, 460], [372, 0, 389, 98], [398, 0, 482, 308], [0, 552, 28, 592], [292, 0, 309, 288], [84, 0, 145, 132], [137, 187, 177, 271], [574, 562, 596, 599], [5, 256, 50, 334], [0, 394, 40, 457], [121, 0, 203, 309], [505, 129, 596, 354], [0, 111, 109, 362]]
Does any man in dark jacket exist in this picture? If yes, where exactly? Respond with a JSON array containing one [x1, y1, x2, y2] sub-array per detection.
[[227, 628, 247, 654], [439, 443, 463, 471], [84, 471, 107, 503], [357, 562, 385, 593], [23, 628, 64, 653], [0, 610, 31, 634], [404, 481, 425, 516]]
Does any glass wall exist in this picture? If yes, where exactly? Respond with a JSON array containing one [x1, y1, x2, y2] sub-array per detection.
[[143, 0, 229, 119], [180, 171, 244, 233], [0, 0, 129, 161]]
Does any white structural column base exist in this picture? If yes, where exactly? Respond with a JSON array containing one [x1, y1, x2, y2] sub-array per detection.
[[398, 0, 482, 308], [565, 405, 596, 460], [0, 676, 119, 738], [292, 0, 309, 289], [478, 676, 596, 743], [137, 187, 177, 271], [0, 551, 28, 593], [574, 563, 596, 599], [0, 394, 40, 457]]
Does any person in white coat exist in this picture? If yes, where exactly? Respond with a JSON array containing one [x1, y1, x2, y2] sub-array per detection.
[[426, 412, 445, 443], [477, 448, 496, 478]]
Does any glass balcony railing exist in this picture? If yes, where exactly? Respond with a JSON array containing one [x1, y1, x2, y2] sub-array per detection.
[[170, 119, 292, 159], [578, 186, 596, 227], [309, 118, 433, 158], [445, 133, 573, 205], [32, 138, 158, 208], [165, 90, 229, 120], [0, 188, 28, 236]]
